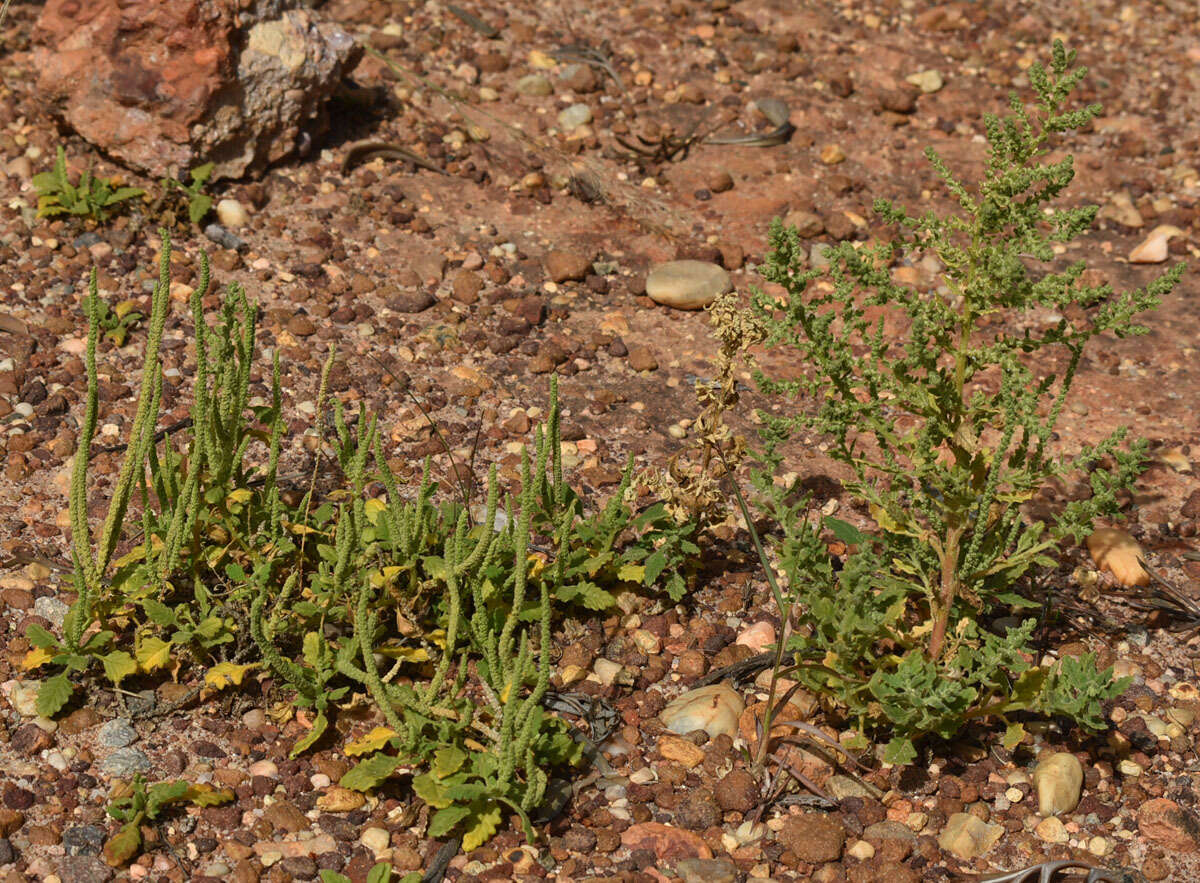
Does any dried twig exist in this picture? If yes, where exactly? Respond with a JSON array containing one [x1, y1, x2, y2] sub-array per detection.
[[550, 42, 626, 94], [972, 858, 1130, 882]]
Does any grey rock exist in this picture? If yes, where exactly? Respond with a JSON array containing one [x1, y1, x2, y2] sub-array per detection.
[[63, 825, 106, 856], [826, 773, 882, 800], [53, 855, 113, 883], [33, 596, 69, 628], [101, 747, 151, 777], [810, 242, 835, 269], [97, 718, 138, 749], [204, 223, 248, 252], [73, 232, 103, 249]]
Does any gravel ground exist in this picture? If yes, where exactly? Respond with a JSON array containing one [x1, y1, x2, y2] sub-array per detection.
[[1, 0, 1200, 881]]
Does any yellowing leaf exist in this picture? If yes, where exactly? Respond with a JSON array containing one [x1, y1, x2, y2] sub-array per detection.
[[101, 651, 138, 686], [526, 552, 547, 578], [286, 521, 322, 536], [868, 502, 901, 533], [461, 803, 502, 852], [617, 563, 645, 583], [464, 738, 487, 752], [1003, 721, 1026, 750], [136, 636, 173, 673], [114, 299, 140, 319], [344, 727, 399, 757], [186, 783, 235, 807], [226, 487, 252, 505], [364, 497, 387, 522], [204, 662, 257, 690], [290, 710, 328, 758], [376, 644, 429, 663], [369, 566, 404, 589], [21, 646, 54, 670]]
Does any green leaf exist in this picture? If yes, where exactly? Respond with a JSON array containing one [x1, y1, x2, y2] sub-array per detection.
[[428, 804, 471, 838], [36, 673, 74, 718], [643, 548, 668, 586], [144, 781, 191, 819], [135, 636, 173, 673], [432, 746, 467, 778], [289, 711, 328, 758], [108, 187, 145, 202], [616, 563, 645, 583], [141, 599, 176, 628], [411, 771, 454, 809], [189, 162, 214, 187], [365, 864, 394, 883], [340, 753, 406, 792], [100, 651, 138, 686], [81, 629, 116, 653], [188, 193, 213, 225], [185, 783, 235, 808], [665, 572, 687, 603], [320, 873, 352, 883], [1002, 721, 1026, 750], [881, 737, 917, 765], [824, 516, 868, 546], [25, 624, 58, 650]]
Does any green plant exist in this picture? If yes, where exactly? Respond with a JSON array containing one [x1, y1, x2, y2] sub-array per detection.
[[746, 41, 1180, 762], [321, 863, 416, 883], [162, 162, 215, 225], [254, 377, 583, 849], [32, 235, 657, 852], [103, 774, 232, 866], [80, 293, 144, 347], [33, 145, 144, 222]]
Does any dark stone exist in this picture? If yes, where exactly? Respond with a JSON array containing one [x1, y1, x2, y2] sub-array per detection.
[[675, 787, 722, 831], [280, 855, 319, 879], [2, 784, 34, 811], [62, 825, 105, 856]]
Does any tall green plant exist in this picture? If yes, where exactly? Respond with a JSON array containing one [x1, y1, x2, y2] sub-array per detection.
[[748, 41, 1179, 761]]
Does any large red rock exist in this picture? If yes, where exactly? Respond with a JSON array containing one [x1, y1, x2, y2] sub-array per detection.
[[620, 822, 713, 862], [1138, 798, 1200, 852], [34, 0, 360, 180]]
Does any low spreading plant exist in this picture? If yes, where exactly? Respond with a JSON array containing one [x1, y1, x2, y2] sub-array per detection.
[[80, 292, 144, 347], [33, 145, 144, 222], [27, 230, 706, 853], [742, 41, 1183, 762], [103, 774, 233, 867]]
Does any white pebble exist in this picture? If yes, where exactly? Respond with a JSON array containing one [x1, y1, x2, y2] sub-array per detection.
[[216, 199, 250, 229], [361, 826, 390, 853]]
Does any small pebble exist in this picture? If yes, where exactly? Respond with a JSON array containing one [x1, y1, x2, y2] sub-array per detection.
[[557, 103, 593, 130], [215, 199, 250, 229], [361, 827, 390, 854], [515, 74, 553, 96], [906, 69, 945, 93]]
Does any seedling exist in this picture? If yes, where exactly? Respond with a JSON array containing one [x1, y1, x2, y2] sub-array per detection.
[[33, 146, 144, 222]]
